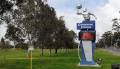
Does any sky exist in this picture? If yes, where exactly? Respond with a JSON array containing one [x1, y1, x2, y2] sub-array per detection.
[[47, 0, 120, 39], [0, 0, 120, 40]]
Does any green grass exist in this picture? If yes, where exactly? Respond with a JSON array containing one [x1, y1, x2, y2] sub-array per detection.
[[0, 49, 120, 69]]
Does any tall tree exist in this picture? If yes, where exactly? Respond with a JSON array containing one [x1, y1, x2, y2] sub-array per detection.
[[5, 0, 60, 55], [5, 0, 77, 55], [0, 0, 13, 15], [5, 24, 24, 46], [101, 31, 112, 48], [0, 0, 13, 25]]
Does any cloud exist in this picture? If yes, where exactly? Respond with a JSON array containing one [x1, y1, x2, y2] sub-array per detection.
[[48, 0, 70, 8], [95, 0, 120, 36], [109, 0, 120, 10]]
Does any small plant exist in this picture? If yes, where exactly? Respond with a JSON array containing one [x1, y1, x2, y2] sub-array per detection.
[[96, 58, 102, 65]]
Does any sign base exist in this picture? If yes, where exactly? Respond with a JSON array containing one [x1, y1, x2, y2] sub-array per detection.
[[77, 63, 100, 67]]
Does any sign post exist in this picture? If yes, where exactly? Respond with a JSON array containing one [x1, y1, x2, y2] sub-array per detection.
[[77, 20, 99, 67]]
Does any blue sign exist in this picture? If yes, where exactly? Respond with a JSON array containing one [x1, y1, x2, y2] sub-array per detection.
[[77, 20, 98, 66], [77, 20, 95, 30]]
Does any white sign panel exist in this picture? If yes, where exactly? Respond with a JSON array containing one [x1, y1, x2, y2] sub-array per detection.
[[82, 41, 92, 61]]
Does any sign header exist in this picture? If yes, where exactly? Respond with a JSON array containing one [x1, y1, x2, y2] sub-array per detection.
[[77, 20, 95, 30]]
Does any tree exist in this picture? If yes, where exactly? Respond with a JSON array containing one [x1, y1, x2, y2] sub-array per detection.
[[101, 31, 112, 48], [5, 0, 60, 55], [97, 31, 113, 48], [96, 39, 105, 48], [112, 18, 120, 48], [15, 42, 28, 50], [6, 0, 43, 48], [97, 12, 120, 48], [64, 30, 77, 49], [5, 0, 77, 56], [112, 32, 120, 48], [0, 0, 13, 24], [5, 24, 24, 47], [52, 18, 77, 54], [0, 0, 13, 15]]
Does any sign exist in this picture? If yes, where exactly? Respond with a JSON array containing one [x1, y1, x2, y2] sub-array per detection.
[[77, 20, 95, 30], [82, 41, 93, 61], [77, 20, 97, 66], [79, 31, 96, 41]]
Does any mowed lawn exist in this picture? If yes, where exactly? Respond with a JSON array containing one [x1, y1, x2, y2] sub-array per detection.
[[0, 49, 120, 69]]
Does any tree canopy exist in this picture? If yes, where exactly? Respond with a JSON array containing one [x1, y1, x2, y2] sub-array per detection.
[[0, 0, 77, 54]]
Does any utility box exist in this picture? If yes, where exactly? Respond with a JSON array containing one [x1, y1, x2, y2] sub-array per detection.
[[112, 64, 120, 69]]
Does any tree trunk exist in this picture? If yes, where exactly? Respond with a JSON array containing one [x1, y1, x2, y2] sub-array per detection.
[[65, 48, 68, 53], [55, 48, 58, 54], [49, 48, 51, 56], [41, 47, 44, 56]]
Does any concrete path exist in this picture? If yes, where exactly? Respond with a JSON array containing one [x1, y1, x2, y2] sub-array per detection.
[[102, 47, 120, 56]]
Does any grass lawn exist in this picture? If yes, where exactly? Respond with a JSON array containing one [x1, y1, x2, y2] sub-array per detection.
[[0, 48, 120, 69]]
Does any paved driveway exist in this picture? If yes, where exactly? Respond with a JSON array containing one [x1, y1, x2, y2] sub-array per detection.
[[102, 47, 120, 56]]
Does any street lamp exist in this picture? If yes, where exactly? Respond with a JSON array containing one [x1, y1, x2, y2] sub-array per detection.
[[76, 5, 82, 15]]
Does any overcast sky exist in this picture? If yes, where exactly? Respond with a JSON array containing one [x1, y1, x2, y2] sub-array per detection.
[[0, 0, 120, 39], [47, 0, 120, 38]]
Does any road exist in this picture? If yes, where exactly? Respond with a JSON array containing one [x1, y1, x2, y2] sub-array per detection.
[[102, 47, 120, 56]]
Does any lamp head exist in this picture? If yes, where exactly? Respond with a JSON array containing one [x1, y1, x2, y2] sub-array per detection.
[[76, 5, 82, 10]]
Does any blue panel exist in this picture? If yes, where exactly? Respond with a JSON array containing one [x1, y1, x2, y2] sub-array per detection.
[[80, 41, 96, 65], [80, 41, 86, 61], [77, 20, 95, 30]]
